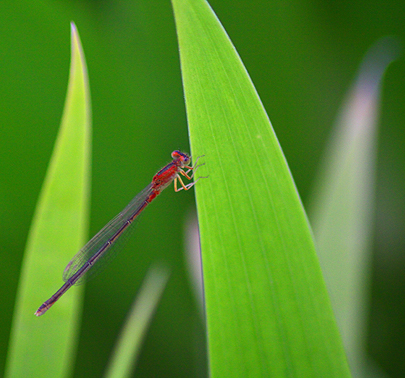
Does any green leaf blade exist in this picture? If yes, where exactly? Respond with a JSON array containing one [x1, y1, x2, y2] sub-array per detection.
[[5, 23, 91, 378], [308, 38, 400, 376], [104, 265, 170, 378], [172, 0, 351, 377]]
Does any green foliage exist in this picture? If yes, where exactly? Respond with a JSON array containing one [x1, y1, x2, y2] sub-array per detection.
[[5, 23, 91, 378], [1, 1, 403, 377], [172, 0, 351, 376], [104, 265, 170, 378], [308, 39, 400, 376]]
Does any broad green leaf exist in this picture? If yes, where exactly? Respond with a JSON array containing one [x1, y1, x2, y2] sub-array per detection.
[[171, 0, 351, 377], [104, 264, 170, 378], [307, 38, 400, 376], [5, 23, 91, 378]]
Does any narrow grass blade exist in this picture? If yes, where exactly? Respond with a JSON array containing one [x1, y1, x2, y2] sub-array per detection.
[[185, 213, 204, 314], [5, 23, 91, 378], [104, 264, 170, 378], [171, 0, 351, 377], [307, 38, 400, 376]]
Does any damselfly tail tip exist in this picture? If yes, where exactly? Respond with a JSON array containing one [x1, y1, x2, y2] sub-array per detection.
[[35, 303, 49, 317]]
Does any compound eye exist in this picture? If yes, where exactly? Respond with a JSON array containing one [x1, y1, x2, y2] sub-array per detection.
[[171, 150, 181, 159]]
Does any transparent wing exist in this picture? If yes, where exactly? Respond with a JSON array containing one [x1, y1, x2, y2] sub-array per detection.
[[63, 183, 153, 285]]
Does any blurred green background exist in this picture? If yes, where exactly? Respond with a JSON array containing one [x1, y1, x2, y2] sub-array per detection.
[[0, 0, 404, 377]]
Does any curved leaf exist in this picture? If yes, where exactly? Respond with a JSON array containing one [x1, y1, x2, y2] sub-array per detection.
[[5, 23, 91, 378], [171, 0, 351, 376]]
